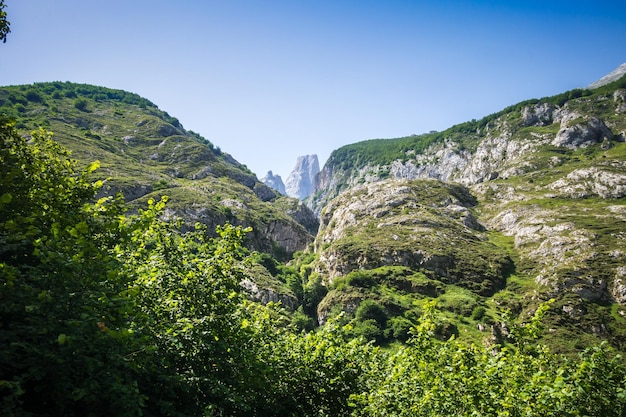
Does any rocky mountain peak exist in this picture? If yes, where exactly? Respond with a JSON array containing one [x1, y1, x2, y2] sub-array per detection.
[[285, 154, 320, 200], [588, 62, 626, 89], [261, 170, 286, 195]]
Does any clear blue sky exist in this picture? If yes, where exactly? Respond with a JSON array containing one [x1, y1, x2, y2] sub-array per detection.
[[2, 0, 625, 179]]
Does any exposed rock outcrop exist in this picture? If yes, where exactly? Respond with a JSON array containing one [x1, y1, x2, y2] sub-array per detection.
[[552, 117, 613, 149], [548, 167, 626, 199], [261, 170, 286, 195], [521, 102, 555, 126], [588, 62, 626, 89], [241, 278, 298, 310], [314, 179, 511, 295], [285, 154, 320, 200]]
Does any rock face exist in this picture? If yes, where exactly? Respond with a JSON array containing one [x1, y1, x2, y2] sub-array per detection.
[[314, 179, 511, 294], [307, 69, 626, 349], [588, 62, 626, 89], [261, 171, 287, 195], [308, 91, 625, 216], [552, 116, 613, 148], [285, 155, 320, 200], [261, 170, 286, 195]]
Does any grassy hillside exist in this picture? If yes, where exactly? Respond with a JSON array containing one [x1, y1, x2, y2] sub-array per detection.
[[0, 82, 318, 305], [304, 74, 626, 353]]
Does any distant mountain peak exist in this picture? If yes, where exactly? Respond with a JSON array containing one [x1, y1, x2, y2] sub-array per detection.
[[261, 170, 286, 195], [285, 155, 320, 200], [588, 62, 626, 89]]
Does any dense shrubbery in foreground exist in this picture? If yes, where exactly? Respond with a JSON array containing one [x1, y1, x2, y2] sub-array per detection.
[[2, 119, 626, 416]]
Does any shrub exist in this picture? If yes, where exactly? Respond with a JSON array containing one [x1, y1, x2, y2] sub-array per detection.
[[355, 299, 387, 327], [74, 98, 88, 111], [471, 305, 487, 321]]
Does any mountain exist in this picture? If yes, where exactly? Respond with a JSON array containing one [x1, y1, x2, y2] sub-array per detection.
[[0, 82, 320, 307], [588, 62, 626, 89], [306, 69, 626, 352], [0, 82, 318, 249], [285, 154, 320, 200], [4, 69, 626, 354], [261, 170, 286, 195]]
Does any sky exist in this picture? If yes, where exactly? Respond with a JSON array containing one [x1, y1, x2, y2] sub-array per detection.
[[1, 1, 625, 180]]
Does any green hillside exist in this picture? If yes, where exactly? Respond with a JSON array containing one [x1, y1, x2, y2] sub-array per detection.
[[306, 74, 626, 354], [0, 82, 316, 259], [325, 77, 626, 174]]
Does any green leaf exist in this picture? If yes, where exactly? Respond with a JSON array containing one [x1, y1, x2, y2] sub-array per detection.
[[86, 160, 100, 172]]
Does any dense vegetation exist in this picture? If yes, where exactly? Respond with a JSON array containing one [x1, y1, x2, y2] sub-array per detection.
[[309, 72, 626, 355], [2, 113, 626, 415], [326, 74, 626, 173]]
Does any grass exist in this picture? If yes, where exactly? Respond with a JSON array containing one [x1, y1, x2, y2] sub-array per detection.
[[0, 82, 315, 257]]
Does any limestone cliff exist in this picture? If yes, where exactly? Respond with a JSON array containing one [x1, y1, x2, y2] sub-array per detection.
[[285, 154, 320, 200], [261, 170, 286, 195], [309, 70, 626, 349]]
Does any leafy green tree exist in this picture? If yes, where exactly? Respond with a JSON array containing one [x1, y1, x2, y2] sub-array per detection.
[[302, 273, 327, 319], [0, 0, 10, 43], [117, 205, 260, 416], [0, 122, 140, 415], [355, 299, 387, 327], [290, 305, 316, 332], [253, 310, 376, 417], [350, 301, 626, 417], [74, 98, 89, 111], [0, 122, 264, 416]]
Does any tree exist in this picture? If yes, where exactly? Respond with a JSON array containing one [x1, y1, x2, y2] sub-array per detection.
[[0, 0, 9, 43], [350, 301, 626, 417], [0, 122, 262, 416], [0, 123, 140, 415]]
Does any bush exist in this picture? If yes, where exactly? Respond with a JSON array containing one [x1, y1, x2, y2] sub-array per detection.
[[355, 299, 387, 327], [471, 305, 487, 321], [346, 270, 376, 288], [25, 91, 42, 102], [385, 316, 414, 342], [74, 98, 88, 111], [352, 319, 384, 342]]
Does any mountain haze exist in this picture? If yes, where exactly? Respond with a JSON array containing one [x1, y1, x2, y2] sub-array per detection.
[[261, 170, 286, 195]]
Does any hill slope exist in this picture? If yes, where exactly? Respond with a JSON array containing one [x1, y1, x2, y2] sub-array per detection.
[[307, 73, 626, 352], [0, 81, 320, 307]]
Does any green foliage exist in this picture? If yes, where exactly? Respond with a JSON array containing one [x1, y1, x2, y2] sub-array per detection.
[[351, 301, 626, 417], [74, 98, 89, 111], [254, 312, 377, 417], [118, 202, 260, 416], [0, 123, 261, 416], [471, 305, 486, 321], [385, 316, 414, 342], [324, 73, 626, 179], [3, 68, 626, 415], [0, 0, 10, 43], [355, 299, 387, 327], [303, 273, 328, 319], [1, 121, 141, 415], [290, 306, 316, 332], [1, 130, 624, 417], [0, 82, 308, 256]]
